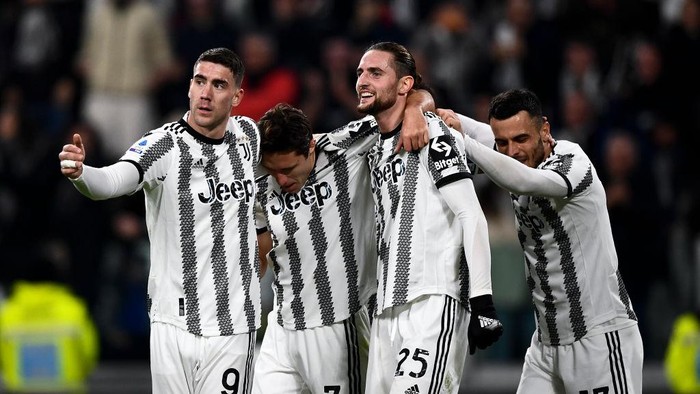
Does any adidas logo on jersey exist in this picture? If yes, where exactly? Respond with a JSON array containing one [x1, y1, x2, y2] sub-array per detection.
[[404, 384, 420, 394], [479, 316, 497, 328], [193, 158, 205, 169]]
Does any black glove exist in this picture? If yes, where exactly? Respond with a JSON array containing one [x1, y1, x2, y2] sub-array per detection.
[[468, 294, 504, 355]]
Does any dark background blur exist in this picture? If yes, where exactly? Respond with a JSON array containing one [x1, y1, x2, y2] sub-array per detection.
[[0, 0, 698, 391]]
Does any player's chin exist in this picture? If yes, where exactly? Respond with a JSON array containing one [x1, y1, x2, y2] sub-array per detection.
[[513, 157, 528, 166], [282, 185, 299, 194], [356, 102, 372, 114], [191, 113, 210, 125]]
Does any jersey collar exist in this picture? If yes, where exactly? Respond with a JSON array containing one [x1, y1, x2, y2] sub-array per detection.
[[380, 122, 403, 140], [178, 118, 226, 145]]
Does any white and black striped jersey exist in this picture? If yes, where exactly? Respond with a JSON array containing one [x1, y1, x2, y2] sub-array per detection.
[[512, 140, 637, 346], [255, 116, 378, 330], [367, 112, 473, 315], [119, 114, 262, 337]]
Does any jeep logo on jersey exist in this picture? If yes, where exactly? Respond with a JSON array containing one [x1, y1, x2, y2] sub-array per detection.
[[198, 177, 254, 204], [371, 157, 405, 189], [429, 135, 461, 171], [514, 209, 545, 231], [268, 181, 333, 215]]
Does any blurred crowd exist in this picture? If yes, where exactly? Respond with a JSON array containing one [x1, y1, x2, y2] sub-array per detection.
[[0, 0, 699, 363]]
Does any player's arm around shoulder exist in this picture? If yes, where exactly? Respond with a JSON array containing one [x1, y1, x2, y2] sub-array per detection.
[[397, 90, 436, 152], [317, 116, 380, 159], [436, 109, 496, 149]]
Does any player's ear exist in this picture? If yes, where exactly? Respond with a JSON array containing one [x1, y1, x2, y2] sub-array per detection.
[[540, 117, 555, 149], [308, 138, 316, 155], [232, 88, 244, 107], [398, 76, 414, 96], [541, 117, 551, 138]]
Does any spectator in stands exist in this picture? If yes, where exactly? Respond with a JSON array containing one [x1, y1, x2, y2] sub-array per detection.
[[0, 96, 57, 287], [601, 131, 665, 355], [346, 0, 407, 48], [265, 0, 326, 69], [488, 0, 533, 93], [231, 30, 300, 121], [555, 90, 602, 163], [559, 38, 604, 113], [310, 36, 363, 131], [11, 0, 62, 128], [163, 0, 237, 117], [76, 0, 176, 160], [410, 1, 490, 114], [661, 0, 700, 151], [616, 40, 674, 137]]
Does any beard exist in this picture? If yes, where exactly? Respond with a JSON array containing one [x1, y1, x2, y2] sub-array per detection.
[[531, 138, 546, 167], [357, 94, 396, 116]]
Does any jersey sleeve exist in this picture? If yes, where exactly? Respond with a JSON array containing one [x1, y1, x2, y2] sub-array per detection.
[[439, 179, 492, 297], [460, 133, 569, 197], [421, 112, 472, 188], [457, 113, 496, 148], [540, 143, 594, 199], [70, 162, 140, 200], [119, 128, 175, 191], [319, 116, 378, 156]]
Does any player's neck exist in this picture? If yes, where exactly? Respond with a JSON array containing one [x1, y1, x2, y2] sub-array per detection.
[[187, 115, 226, 140], [375, 102, 406, 134], [543, 142, 555, 162]]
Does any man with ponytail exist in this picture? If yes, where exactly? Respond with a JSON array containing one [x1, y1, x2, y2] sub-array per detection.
[[356, 42, 503, 394]]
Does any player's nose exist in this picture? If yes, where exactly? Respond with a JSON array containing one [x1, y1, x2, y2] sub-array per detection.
[[274, 173, 289, 186], [505, 142, 519, 158], [199, 82, 213, 99]]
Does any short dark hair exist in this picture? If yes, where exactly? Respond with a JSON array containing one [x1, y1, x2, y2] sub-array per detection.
[[258, 103, 312, 157], [366, 42, 430, 91], [488, 89, 543, 128], [194, 48, 245, 88]]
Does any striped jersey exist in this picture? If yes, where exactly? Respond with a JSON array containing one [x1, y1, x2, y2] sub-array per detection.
[[119, 114, 262, 337], [512, 140, 637, 346], [255, 116, 378, 330], [367, 112, 474, 315]]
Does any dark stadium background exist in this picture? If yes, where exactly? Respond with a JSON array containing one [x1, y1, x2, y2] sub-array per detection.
[[2, 0, 699, 392]]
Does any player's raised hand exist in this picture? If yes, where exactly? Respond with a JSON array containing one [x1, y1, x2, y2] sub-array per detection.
[[58, 133, 86, 179], [436, 108, 463, 133], [468, 295, 504, 355]]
